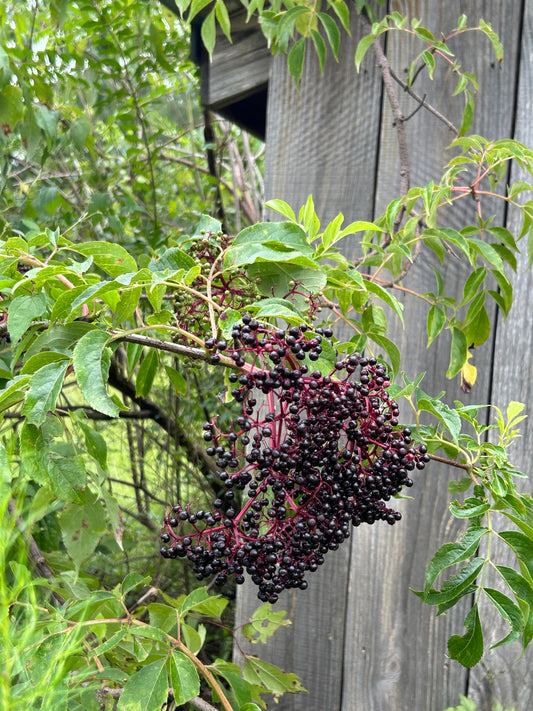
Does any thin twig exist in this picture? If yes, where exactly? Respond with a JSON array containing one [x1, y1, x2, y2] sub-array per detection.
[[389, 66, 459, 135]]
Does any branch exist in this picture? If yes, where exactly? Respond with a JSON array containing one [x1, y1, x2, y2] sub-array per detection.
[[7, 499, 65, 606], [370, 33, 410, 198], [388, 66, 459, 136]]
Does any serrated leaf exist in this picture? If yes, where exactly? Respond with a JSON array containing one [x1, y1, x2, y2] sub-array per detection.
[[427, 305, 446, 347], [424, 557, 484, 605], [201, 8, 216, 58], [122, 572, 151, 597], [164, 365, 187, 395], [119, 659, 168, 711], [499, 531, 533, 580], [21, 360, 69, 426], [310, 30, 326, 73], [242, 603, 291, 644], [450, 497, 491, 519], [368, 333, 400, 377], [243, 657, 305, 698], [135, 349, 158, 398], [418, 397, 461, 443], [60, 495, 106, 569], [288, 37, 306, 87], [421, 526, 488, 594], [318, 12, 340, 60], [448, 604, 484, 668], [225, 222, 313, 268], [446, 327, 468, 379], [7, 293, 47, 343], [364, 279, 404, 326], [169, 650, 200, 706], [70, 242, 137, 277], [73, 329, 121, 417], [483, 587, 524, 647], [264, 199, 296, 221], [355, 32, 376, 72]]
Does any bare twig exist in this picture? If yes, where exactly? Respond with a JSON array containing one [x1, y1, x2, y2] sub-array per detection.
[[388, 66, 459, 135], [370, 35, 410, 198]]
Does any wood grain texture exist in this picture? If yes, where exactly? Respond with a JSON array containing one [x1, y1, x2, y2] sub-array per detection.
[[234, 2, 530, 709], [468, 1, 533, 707], [202, 6, 270, 108]]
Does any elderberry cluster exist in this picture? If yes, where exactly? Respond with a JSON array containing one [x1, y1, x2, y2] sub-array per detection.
[[161, 318, 429, 602], [174, 232, 258, 342]]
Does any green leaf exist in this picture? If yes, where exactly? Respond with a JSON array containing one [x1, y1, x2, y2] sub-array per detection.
[[70, 242, 137, 277], [21, 361, 69, 426], [7, 293, 47, 343], [119, 659, 168, 711], [225, 222, 313, 268], [247, 262, 326, 299], [449, 497, 491, 519], [242, 603, 292, 644], [448, 603, 484, 668], [310, 30, 327, 73], [427, 305, 446, 347], [458, 90, 475, 137], [448, 477, 473, 494], [330, 0, 350, 33], [78, 420, 108, 469], [355, 32, 376, 72], [243, 657, 305, 698], [135, 349, 158, 398], [60, 494, 106, 569], [73, 329, 121, 417], [499, 531, 533, 580], [469, 238, 504, 270], [251, 298, 306, 324], [421, 49, 435, 79], [201, 8, 216, 58], [418, 397, 461, 443], [47, 450, 87, 502], [168, 650, 200, 706], [188, 0, 214, 22], [364, 279, 404, 326], [318, 13, 340, 60], [424, 557, 484, 606], [264, 199, 296, 222], [288, 37, 306, 87], [164, 365, 187, 395], [215, 0, 232, 41], [446, 327, 468, 379], [180, 587, 228, 617], [479, 19, 503, 62], [122, 572, 151, 597], [113, 286, 142, 326], [422, 526, 488, 594], [483, 587, 524, 647], [149, 247, 195, 273], [368, 334, 400, 377]]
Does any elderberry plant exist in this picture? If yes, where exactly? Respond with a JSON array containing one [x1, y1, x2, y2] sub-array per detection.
[[162, 319, 428, 602]]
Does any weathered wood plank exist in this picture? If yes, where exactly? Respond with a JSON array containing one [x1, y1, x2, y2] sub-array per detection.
[[468, 1, 533, 707], [201, 5, 270, 109]]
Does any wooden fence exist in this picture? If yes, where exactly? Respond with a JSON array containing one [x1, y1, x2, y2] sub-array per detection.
[[234, 2, 533, 709]]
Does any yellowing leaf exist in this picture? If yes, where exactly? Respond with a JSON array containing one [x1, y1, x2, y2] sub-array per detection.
[[460, 350, 477, 393]]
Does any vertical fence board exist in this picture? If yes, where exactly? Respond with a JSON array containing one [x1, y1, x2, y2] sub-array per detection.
[[468, 1, 533, 707]]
